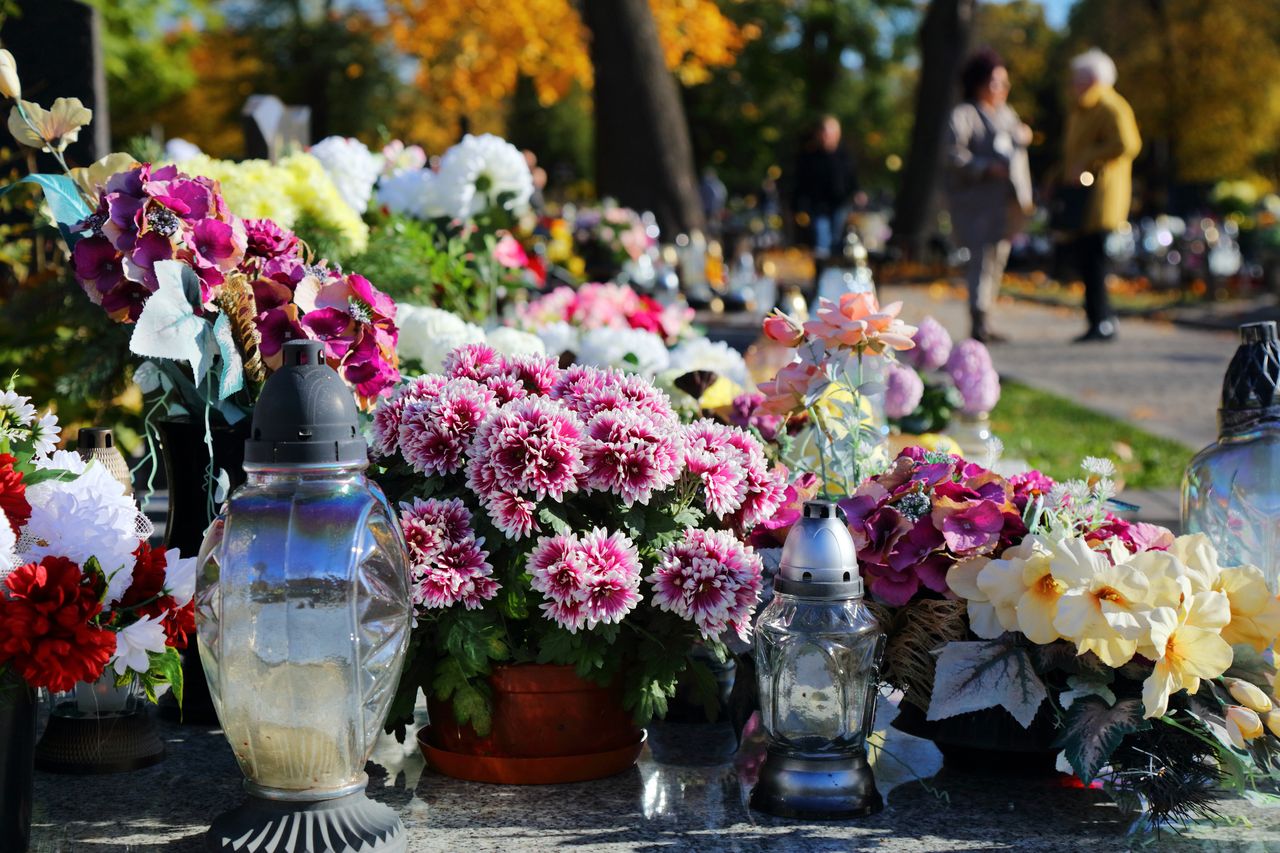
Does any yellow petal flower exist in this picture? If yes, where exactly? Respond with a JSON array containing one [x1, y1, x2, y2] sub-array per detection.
[[1167, 534, 1222, 593], [69, 152, 139, 198], [7, 97, 92, 152], [0, 49, 20, 100], [1217, 565, 1280, 652], [1264, 709, 1280, 738], [947, 556, 1004, 639], [1016, 560, 1066, 645], [1227, 678, 1274, 714], [1227, 705, 1264, 740], [1053, 538, 1151, 667], [1140, 595, 1234, 718]]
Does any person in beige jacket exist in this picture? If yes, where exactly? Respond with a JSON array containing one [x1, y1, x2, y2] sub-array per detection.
[[945, 49, 1034, 343], [1063, 49, 1142, 342]]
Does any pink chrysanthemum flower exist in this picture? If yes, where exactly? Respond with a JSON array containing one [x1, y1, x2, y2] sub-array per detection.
[[467, 397, 584, 502], [444, 342, 507, 382], [527, 528, 642, 632], [485, 490, 539, 540], [484, 373, 529, 406], [506, 353, 562, 396], [648, 528, 763, 641], [552, 364, 623, 418], [371, 375, 447, 456], [398, 378, 496, 476], [397, 498, 499, 610], [732, 463, 791, 531], [581, 409, 684, 506], [683, 420, 749, 518]]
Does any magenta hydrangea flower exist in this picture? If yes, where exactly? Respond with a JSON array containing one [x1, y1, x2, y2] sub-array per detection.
[[445, 343, 507, 383], [884, 362, 925, 419], [399, 497, 499, 610], [242, 218, 300, 263], [648, 528, 763, 641], [581, 409, 684, 506], [398, 378, 496, 476], [528, 528, 642, 633], [904, 316, 953, 371], [945, 339, 1001, 415], [467, 397, 585, 503]]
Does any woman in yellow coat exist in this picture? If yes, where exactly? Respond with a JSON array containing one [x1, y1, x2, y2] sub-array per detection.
[[1063, 49, 1142, 342]]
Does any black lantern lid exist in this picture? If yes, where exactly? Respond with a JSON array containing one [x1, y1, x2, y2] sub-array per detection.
[[244, 340, 366, 465], [1220, 321, 1280, 435]]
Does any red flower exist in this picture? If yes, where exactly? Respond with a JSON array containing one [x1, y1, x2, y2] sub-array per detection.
[[0, 453, 30, 535], [116, 543, 191, 649], [0, 556, 116, 692]]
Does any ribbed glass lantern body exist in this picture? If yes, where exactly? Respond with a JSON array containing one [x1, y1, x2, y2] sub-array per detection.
[[195, 464, 411, 797], [755, 592, 884, 756]]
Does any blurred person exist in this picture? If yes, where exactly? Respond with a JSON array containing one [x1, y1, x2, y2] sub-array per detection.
[[1062, 48, 1141, 342], [944, 48, 1033, 343], [523, 149, 548, 212], [699, 166, 728, 236], [792, 115, 860, 261]]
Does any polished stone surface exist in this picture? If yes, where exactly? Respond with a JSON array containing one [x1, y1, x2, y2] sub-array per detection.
[[28, 697, 1280, 852]]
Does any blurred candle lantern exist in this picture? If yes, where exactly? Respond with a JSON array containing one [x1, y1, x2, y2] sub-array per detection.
[[196, 340, 412, 852], [751, 500, 885, 819]]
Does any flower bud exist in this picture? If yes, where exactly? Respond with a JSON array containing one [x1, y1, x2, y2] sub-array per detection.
[[0, 50, 19, 100], [1226, 705, 1264, 748], [761, 310, 804, 348], [1227, 678, 1273, 714], [1264, 709, 1280, 739]]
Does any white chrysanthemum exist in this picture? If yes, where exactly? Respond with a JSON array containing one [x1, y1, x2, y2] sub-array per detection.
[[163, 137, 202, 163], [432, 134, 533, 219], [575, 327, 671, 376], [666, 338, 748, 386], [34, 448, 86, 474], [396, 304, 486, 372], [113, 615, 168, 676], [32, 410, 59, 457], [309, 136, 382, 215], [486, 327, 546, 359], [0, 507, 17, 580], [21, 462, 141, 599], [0, 389, 36, 431], [535, 322, 580, 358], [376, 167, 441, 219]]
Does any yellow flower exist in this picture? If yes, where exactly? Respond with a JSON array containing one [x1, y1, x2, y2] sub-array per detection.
[[1216, 564, 1280, 652], [1226, 677, 1274, 713], [698, 376, 742, 410], [1141, 590, 1233, 718], [7, 97, 91, 153], [946, 556, 1003, 639], [1264, 709, 1280, 738], [970, 534, 1065, 644], [1167, 534, 1222, 593], [69, 152, 139, 198], [1226, 705, 1264, 749], [1053, 536, 1154, 666], [0, 49, 20, 100]]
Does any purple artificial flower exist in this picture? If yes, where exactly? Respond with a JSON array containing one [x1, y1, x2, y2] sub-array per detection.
[[905, 316, 953, 371], [884, 362, 925, 419], [729, 392, 783, 442], [935, 499, 1005, 554], [946, 339, 1001, 415]]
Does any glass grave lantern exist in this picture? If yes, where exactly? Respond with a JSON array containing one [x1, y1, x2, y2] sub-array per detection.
[[751, 500, 885, 819], [196, 340, 412, 853], [1184, 321, 1280, 591]]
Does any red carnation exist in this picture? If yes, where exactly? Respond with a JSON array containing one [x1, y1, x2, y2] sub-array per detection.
[[117, 543, 191, 649], [0, 453, 30, 535], [0, 556, 116, 692], [163, 600, 195, 650]]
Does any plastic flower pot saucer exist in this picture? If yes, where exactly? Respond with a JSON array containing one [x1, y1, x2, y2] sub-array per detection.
[[418, 727, 646, 785]]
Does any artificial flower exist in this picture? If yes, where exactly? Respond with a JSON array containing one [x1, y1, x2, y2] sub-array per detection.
[[885, 362, 924, 419], [946, 339, 1001, 416], [1140, 590, 1232, 718], [0, 49, 19, 100], [971, 534, 1064, 644], [69, 152, 139, 198], [1226, 705, 1264, 749], [762, 309, 804, 347], [112, 614, 168, 676], [903, 316, 952, 371], [802, 293, 917, 355], [8, 97, 91, 152], [1226, 677, 1274, 714], [1052, 535, 1154, 667]]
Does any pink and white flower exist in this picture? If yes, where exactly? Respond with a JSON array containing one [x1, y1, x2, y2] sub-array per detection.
[[581, 409, 684, 506], [527, 528, 642, 632], [648, 528, 763, 641], [444, 342, 507, 383], [370, 375, 447, 456], [398, 497, 499, 610], [398, 379, 496, 476], [467, 397, 584, 503]]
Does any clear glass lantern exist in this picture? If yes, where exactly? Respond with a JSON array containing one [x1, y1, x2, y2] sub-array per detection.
[[1184, 321, 1280, 591], [197, 340, 412, 853], [751, 500, 885, 819]]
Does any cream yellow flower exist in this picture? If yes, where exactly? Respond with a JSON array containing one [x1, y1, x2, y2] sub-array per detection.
[[1264, 709, 1280, 738], [1217, 564, 1280, 652], [1140, 590, 1232, 718], [946, 556, 1003, 639], [1167, 533, 1222, 593], [69, 152, 139, 197], [971, 534, 1065, 644], [0, 49, 20, 100], [7, 97, 91, 153], [1227, 677, 1273, 713], [1226, 705, 1264, 749], [1053, 536, 1153, 666]]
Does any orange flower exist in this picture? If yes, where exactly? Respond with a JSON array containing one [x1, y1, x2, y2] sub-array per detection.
[[803, 293, 917, 355]]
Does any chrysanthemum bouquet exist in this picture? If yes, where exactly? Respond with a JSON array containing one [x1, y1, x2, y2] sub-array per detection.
[[870, 448, 1280, 829], [757, 292, 917, 495], [0, 386, 195, 703], [371, 342, 789, 734]]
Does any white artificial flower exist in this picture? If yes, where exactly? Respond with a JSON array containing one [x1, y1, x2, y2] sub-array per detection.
[[22, 462, 141, 598], [432, 134, 533, 219], [34, 448, 86, 474], [381, 140, 427, 177], [0, 507, 16, 580], [396, 304, 486, 372], [163, 137, 203, 163], [376, 167, 440, 219], [164, 548, 198, 606], [1081, 456, 1117, 478], [31, 410, 59, 457], [666, 338, 748, 386], [534, 322, 580, 358], [485, 327, 546, 359], [575, 327, 670, 376], [112, 615, 168, 676], [309, 136, 382, 215], [0, 389, 36, 432]]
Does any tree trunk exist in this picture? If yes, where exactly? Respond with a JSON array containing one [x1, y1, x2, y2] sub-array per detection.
[[891, 0, 976, 258], [583, 0, 706, 238]]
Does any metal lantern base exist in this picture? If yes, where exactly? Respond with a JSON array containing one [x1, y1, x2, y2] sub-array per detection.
[[34, 708, 166, 774], [206, 790, 407, 853], [749, 745, 883, 820]]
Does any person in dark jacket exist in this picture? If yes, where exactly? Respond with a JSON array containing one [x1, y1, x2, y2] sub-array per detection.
[[792, 115, 859, 260]]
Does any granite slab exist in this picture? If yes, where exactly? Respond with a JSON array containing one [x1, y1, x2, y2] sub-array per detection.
[[27, 695, 1280, 853]]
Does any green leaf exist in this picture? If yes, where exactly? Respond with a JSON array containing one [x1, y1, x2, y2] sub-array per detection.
[[2, 174, 93, 248], [538, 506, 572, 535], [19, 467, 80, 488], [137, 647, 184, 712], [928, 638, 1049, 728], [1055, 696, 1149, 784]]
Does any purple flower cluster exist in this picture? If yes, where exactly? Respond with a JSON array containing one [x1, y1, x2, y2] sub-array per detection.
[[904, 316, 953, 371], [884, 362, 925, 419], [945, 339, 1001, 415], [728, 392, 783, 442]]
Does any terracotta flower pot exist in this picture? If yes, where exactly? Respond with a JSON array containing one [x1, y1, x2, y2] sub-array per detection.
[[420, 663, 645, 784]]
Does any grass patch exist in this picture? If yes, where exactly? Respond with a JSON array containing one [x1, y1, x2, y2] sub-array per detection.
[[990, 380, 1194, 491]]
